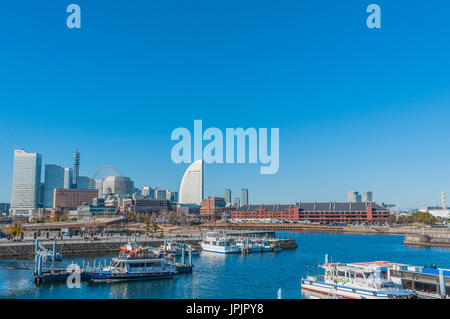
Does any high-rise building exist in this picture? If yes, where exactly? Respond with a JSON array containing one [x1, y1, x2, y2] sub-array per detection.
[[224, 189, 232, 206], [10, 149, 42, 217], [73, 149, 80, 187], [155, 189, 166, 200], [179, 160, 204, 205], [347, 191, 362, 203], [364, 191, 373, 202], [0, 203, 10, 216], [94, 179, 104, 198], [76, 176, 90, 189], [166, 191, 179, 202], [241, 189, 248, 206], [102, 176, 134, 197], [43, 164, 65, 208], [64, 167, 73, 189]]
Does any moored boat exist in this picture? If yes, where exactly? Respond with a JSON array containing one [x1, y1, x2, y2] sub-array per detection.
[[200, 232, 240, 254], [301, 260, 417, 299], [86, 257, 176, 282]]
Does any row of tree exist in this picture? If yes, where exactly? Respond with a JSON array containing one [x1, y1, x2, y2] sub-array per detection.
[[388, 211, 438, 225]]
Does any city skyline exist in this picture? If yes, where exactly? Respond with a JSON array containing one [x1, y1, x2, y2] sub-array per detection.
[[1, 1, 450, 210]]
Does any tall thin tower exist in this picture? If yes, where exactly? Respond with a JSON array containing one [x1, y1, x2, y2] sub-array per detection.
[[442, 191, 447, 212], [73, 149, 80, 188]]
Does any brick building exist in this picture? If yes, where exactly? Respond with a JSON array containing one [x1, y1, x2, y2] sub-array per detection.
[[232, 202, 389, 223], [53, 189, 98, 209]]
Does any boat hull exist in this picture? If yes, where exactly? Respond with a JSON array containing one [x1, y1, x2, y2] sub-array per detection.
[[201, 244, 240, 254], [87, 271, 176, 282], [301, 279, 413, 299]]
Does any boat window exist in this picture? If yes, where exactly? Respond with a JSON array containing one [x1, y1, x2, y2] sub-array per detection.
[[337, 271, 345, 277], [349, 272, 355, 278], [146, 262, 161, 267], [355, 272, 364, 279]]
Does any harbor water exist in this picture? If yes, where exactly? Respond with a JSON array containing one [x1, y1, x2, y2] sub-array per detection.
[[1, 232, 449, 299]]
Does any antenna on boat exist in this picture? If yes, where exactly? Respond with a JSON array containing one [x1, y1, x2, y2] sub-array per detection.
[[325, 254, 328, 264], [277, 288, 283, 299]]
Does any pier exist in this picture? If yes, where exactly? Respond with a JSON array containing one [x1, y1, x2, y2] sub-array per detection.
[[404, 234, 450, 248], [0, 230, 292, 258]]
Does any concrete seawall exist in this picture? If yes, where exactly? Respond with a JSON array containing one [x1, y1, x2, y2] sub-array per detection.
[[201, 223, 450, 236], [0, 239, 196, 258], [404, 234, 450, 247]]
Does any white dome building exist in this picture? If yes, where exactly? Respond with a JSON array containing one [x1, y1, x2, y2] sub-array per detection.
[[179, 160, 204, 205]]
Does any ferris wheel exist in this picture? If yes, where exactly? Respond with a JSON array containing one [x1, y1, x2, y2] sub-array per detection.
[[88, 165, 123, 189]]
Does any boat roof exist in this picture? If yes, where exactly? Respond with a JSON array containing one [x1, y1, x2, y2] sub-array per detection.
[[113, 257, 163, 262], [347, 261, 412, 268]]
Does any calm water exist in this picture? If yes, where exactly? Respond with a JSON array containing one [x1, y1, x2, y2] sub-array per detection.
[[1, 232, 449, 299]]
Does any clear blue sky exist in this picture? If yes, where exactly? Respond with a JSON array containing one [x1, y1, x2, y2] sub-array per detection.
[[0, 1, 449, 210]]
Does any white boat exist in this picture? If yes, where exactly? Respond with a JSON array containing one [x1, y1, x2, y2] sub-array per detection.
[[201, 232, 240, 254], [301, 261, 417, 299], [86, 256, 177, 282]]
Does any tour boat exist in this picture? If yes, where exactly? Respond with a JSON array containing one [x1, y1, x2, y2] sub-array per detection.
[[86, 257, 176, 282], [200, 232, 240, 254], [301, 260, 417, 299]]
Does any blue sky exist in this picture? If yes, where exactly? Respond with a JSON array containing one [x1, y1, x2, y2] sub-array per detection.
[[0, 1, 450, 209]]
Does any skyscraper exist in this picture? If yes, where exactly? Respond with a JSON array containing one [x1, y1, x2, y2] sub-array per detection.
[[64, 167, 73, 189], [76, 176, 90, 189], [44, 164, 65, 208], [224, 189, 232, 207], [364, 191, 373, 202], [179, 160, 204, 205], [73, 149, 80, 187], [241, 189, 248, 206], [10, 149, 42, 217], [102, 176, 134, 196], [348, 191, 362, 203]]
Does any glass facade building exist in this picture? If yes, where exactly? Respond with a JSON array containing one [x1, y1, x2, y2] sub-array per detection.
[[10, 150, 42, 216], [44, 164, 65, 208]]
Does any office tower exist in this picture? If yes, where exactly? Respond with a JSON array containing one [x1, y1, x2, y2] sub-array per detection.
[[364, 191, 373, 202], [64, 167, 73, 189], [241, 189, 249, 206], [347, 191, 362, 203], [10, 149, 42, 217], [73, 149, 80, 187], [233, 197, 240, 208], [102, 176, 134, 196], [155, 189, 166, 200], [165, 190, 178, 202], [94, 179, 104, 198], [76, 176, 90, 189], [224, 189, 232, 206], [43, 164, 65, 208], [141, 187, 150, 197]]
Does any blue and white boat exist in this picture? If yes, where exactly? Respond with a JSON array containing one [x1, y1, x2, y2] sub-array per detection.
[[200, 232, 240, 254], [301, 260, 417, 299], [86, 257, 176, 282]]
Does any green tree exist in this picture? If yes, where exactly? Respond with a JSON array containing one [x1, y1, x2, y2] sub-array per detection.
[[6, 222, 23, 239]]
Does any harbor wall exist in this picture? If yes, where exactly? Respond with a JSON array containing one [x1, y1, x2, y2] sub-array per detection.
[[404, 234, 450, 247], [201, 223, 450, 236], [0, 239, 194, 258]]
